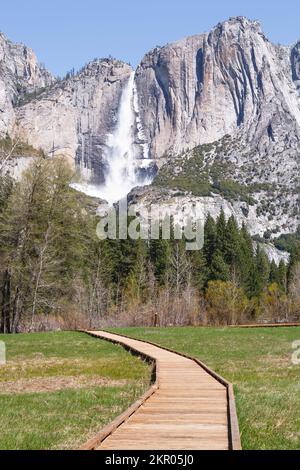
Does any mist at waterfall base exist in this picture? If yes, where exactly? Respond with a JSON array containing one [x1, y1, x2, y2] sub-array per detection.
[[71, 72, 153, 205]]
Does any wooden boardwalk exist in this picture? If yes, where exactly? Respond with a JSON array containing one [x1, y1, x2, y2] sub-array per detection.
[[81, 331, 241, 451], [230, 323, 300, 328]]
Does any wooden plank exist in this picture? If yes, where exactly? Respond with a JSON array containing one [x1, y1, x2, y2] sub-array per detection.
[[230, 323, 300, 328], [78, 330, 241, 451]]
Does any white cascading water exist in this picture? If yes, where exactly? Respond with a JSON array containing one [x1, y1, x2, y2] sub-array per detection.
[[99, 71, 140, 204], [72, 71, 152, 205]]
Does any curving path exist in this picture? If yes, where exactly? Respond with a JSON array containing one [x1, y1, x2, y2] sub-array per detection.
[[81, 331, 241, 451]]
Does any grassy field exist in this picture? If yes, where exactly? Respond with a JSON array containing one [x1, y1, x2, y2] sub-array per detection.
[[1, 328, 299, 450], [0, 331, 150, 450], [109, 326, 300, 450]]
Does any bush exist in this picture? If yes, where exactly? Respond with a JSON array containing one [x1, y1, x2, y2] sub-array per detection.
[[205, 280, 249, 325], [257, 283, 289, 322]]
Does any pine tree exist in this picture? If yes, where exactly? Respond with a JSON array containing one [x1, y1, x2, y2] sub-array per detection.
[[277, 260, 288, 293], [149, 237, 171, 285], [216, 209, 227, 255], [237, 223, 255, 295], [245, 261, 260, 298], [288, 240, 300, 283], [255, 246, 270, 293], [269, 259, 288, 293], [224, 215, 240, 276], [203, 214, 216, 266], [209, 249, 230, 282], [269, 260, 278, 284]]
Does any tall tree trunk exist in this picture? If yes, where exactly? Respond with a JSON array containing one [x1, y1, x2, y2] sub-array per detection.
[[1, 269, 11, 333], [11, 285, 22, 333], [29, 230, 50, 332]]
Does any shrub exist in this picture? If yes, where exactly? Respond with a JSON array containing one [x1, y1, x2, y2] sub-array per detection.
[[257, 283, 289, 322], [205, 280, 249, 325]]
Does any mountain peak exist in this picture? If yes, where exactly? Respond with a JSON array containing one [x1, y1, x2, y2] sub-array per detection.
[[73, 58, 132, 83], [227, 16, 260, 26], [213, 16, 263, 35]]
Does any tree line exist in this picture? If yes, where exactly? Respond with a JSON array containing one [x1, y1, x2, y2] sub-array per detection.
[[1, 156, 300, 332]]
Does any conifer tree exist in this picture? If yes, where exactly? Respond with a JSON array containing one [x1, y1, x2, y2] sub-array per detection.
[[269, 259, 288, 293], [288, 241, 300, 282], [269, 260, 278, 284], [224, 215, 240, 279], [203, 214, 216, 266], [149, 237, 171, 284], [277, 260, 288, 293], [216, 209, 227, 255], [209, 249, 230, 282], [255, 246, 271, 293], [237, 222, 255, 295]]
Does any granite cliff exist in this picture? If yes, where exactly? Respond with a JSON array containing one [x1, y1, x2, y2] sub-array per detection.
[[1, 17, 300, 245]]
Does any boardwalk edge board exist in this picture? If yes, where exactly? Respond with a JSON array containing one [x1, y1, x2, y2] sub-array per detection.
[[79, 331, 158, 451], [230, 323, 300, 328], [78, 330, 241, 451]]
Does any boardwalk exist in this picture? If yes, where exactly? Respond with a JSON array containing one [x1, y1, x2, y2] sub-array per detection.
[[81, 331, 241, 451]]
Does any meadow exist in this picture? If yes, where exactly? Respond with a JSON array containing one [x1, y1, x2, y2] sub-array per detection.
[[0, 331, 150, 450], [0, 327, 299, 450]]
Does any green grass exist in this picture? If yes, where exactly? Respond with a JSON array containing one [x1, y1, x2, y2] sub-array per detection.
[[108, 326, 300, 450], [1, 328, 299, 450], [0, 331, 150, 449]]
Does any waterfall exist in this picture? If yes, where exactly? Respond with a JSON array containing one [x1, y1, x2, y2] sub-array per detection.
[[72, 71, 153, 205], [99, 71, 140, 204]]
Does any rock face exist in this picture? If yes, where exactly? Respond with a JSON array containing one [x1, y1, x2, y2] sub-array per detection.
[[291, 41, 300, 93], [0, 32, 54, 137], [1, 17, 300, 244], [2, 18, 300, 169], [15, 59, 132, 183], [131, 17, 300, 242], [135, 17, 300, 165]]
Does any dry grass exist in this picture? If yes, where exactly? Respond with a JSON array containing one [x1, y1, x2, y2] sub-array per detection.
[[0, 374, 130, 394], [0, 331, 151, 449]]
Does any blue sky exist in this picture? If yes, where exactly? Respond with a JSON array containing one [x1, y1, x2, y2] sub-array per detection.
[[1, 0, 300, 77]]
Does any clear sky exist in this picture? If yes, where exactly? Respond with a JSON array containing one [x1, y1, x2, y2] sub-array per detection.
[[1, 0, 300, 77]]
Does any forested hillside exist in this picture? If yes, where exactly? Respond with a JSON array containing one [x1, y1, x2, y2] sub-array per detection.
[[1, 157, 300, 332]]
